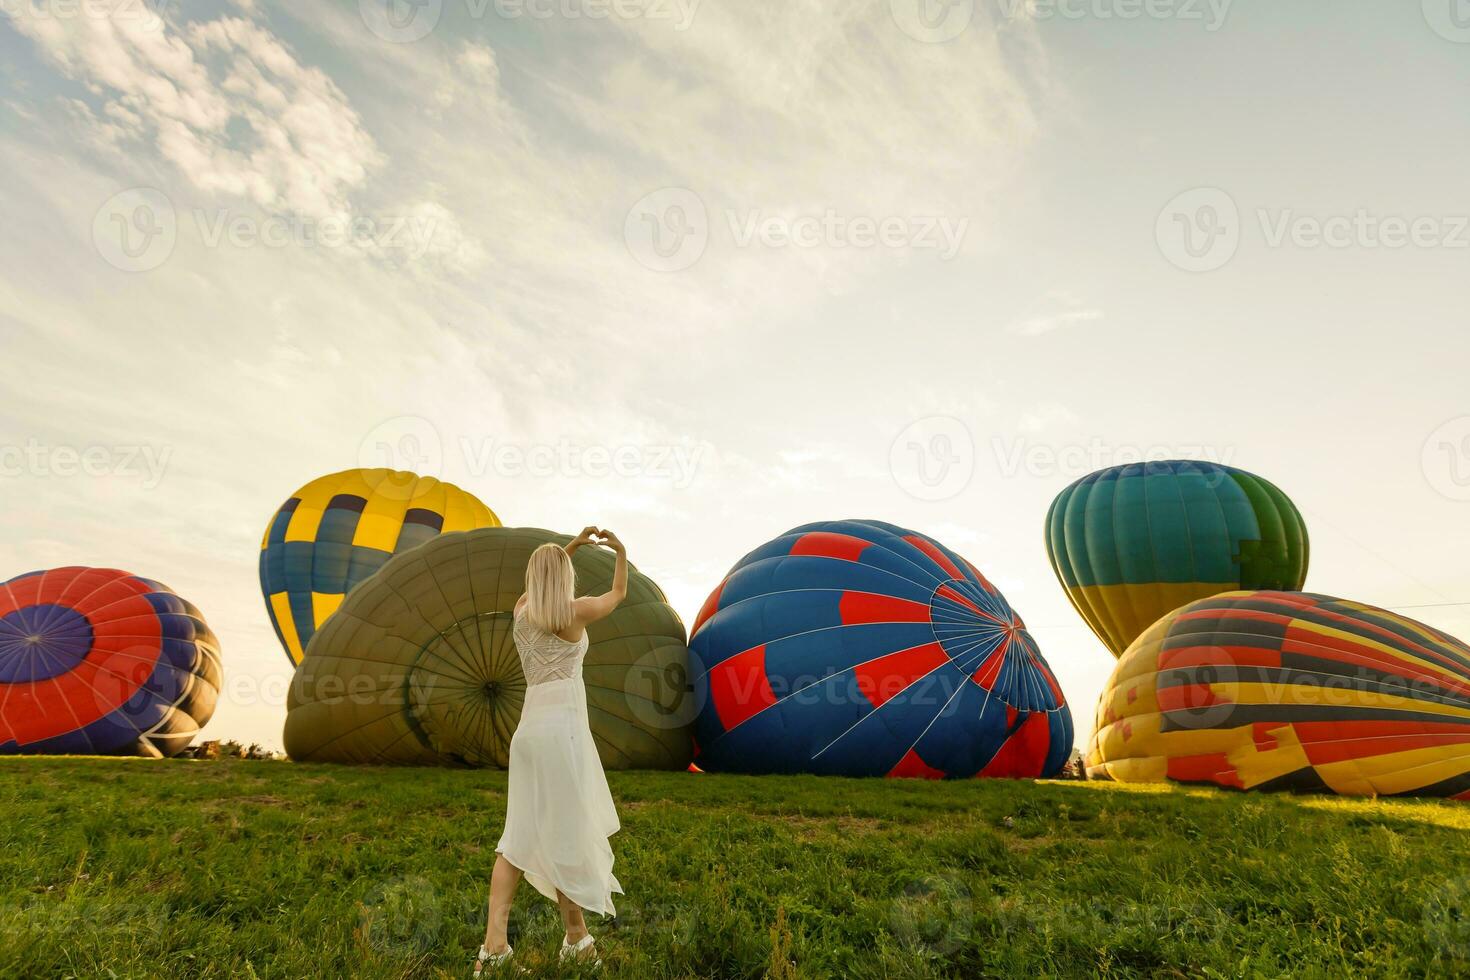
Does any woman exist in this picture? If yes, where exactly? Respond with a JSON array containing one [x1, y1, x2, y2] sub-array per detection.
[[475, 526, 627, 974]]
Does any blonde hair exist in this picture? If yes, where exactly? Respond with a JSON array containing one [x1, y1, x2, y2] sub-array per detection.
[[525, 543, 575, 633]]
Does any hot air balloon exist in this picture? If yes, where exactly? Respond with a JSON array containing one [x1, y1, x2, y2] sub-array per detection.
[[688, 520, 1072, 779], [1087, 591, 1470, 799], [0, 567, 221, 757], [259, 468, 500, 665], [283, 527, 693, 770], [1045, 460, 1308, 658]]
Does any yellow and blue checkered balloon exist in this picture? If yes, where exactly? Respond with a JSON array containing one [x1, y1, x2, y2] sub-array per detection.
[[259, 469, 500, 665]]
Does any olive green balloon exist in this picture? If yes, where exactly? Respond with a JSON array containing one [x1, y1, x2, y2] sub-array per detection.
[[283, 527, 694, 769]]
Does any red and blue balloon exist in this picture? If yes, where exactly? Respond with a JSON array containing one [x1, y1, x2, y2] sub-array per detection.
[[689, 520, 1072, 778], [0, 567, 221, 757]]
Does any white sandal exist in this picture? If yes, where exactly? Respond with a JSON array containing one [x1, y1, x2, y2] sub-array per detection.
[[559, 933, 600, 967], [473, 944, 515, 976]]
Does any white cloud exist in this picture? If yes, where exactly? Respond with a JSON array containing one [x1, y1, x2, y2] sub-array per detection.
[[583, 2, 1047, 211], [10, 8, 381, 222], [456, 41, 498, 85], [1007, 309, 1103, 337], [1017, 404, 1081, 434]]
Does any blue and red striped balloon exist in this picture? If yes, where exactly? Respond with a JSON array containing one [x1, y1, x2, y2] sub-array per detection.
[[689, 520, 1073, 778], [0, 567, 221, 757]]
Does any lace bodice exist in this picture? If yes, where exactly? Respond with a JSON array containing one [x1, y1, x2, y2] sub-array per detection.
[[512, 610, 589, 687]]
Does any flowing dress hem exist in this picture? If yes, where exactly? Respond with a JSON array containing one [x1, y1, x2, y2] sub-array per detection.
[[494, 846, 624, 917]]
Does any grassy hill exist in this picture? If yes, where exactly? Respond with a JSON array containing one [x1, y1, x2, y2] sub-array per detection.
[[2, 759, 1467, 979]]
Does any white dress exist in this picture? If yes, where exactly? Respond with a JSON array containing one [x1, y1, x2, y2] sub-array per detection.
[[495, 610, 623, 916]]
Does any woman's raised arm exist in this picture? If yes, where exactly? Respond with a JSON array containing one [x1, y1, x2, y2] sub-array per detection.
[[574, 529, 628, 626]]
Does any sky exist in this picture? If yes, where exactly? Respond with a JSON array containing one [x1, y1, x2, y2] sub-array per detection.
[[2, 0, 1469, 753]]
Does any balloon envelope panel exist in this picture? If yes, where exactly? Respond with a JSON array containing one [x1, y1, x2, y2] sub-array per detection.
[[1045, 460, 1308, 657], [259, 468, 500, 665], [1086, 591, 1470, 799], [689, 520, 1072, 779], [0, 567, 221, 757], [284, 527, 693, 770]]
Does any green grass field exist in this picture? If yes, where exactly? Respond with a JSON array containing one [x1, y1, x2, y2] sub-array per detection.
[[2, 759, 1468, 979]]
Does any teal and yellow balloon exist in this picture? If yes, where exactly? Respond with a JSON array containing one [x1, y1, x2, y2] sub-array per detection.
[[1045, 461, 1308, 657], [259, 469, 500, 665]]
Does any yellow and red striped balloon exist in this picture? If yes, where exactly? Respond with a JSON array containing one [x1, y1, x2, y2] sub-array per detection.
[[1087, 591, 1470, 800]]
